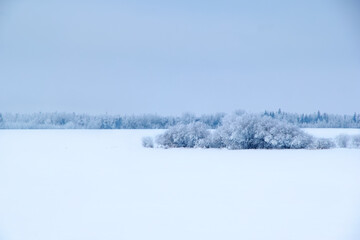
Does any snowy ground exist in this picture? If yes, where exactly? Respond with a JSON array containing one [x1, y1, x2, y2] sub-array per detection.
[[0, 129, 359, 240]]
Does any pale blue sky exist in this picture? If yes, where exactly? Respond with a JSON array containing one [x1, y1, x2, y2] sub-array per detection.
[[0, 0, 359, 115]]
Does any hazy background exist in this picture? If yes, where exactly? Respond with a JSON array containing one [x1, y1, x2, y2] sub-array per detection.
[[0, 0, 359, 115]]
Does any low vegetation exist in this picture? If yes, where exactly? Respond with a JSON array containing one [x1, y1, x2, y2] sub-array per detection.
[[335, 134, 360, 148], [144, 114, 349, 150]]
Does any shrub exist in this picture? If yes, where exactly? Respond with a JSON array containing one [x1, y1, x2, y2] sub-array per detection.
[[351, 135, 360, 148], [142, 136, 154, 148], [156, 122, 210, 148], [313, 138, 335, 149], [335, 134, 351, 148]]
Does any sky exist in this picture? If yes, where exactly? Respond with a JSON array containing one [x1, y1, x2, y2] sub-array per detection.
[[0, 0, 359, 115]]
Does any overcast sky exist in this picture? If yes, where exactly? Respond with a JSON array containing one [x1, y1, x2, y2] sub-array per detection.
[[0, 0, 359, 115]]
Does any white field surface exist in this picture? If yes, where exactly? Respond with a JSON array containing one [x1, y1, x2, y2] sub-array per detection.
[[0, 129, 360, 240]]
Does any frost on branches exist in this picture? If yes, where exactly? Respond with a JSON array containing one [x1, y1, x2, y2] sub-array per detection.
[[152, 114, 327, 150]]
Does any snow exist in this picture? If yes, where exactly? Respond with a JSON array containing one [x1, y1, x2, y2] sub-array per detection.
[[0, 129, 360, 240]]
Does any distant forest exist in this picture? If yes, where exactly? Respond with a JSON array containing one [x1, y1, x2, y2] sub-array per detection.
[[0, 110, 359, 129]]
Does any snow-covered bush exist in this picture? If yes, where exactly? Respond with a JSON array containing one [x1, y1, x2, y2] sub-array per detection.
[[142, 137, 154, 148], [351, 135, 360, 148], [194, 130, 225, 148], [312, 138, 335, 149], [214, 114, 314, 149], [334, 134, 360, 148], [335, 134, 351, 148], [156, 122, 210, 148]]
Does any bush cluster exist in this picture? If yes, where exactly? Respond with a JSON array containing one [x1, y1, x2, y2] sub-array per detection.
[[144, 114, 338, 150]]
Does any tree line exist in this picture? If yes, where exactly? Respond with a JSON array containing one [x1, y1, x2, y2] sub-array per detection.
[[0, 110, 359, 129]]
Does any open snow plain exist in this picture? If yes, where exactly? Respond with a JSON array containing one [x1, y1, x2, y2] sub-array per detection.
[[0, 129, 360, 240]]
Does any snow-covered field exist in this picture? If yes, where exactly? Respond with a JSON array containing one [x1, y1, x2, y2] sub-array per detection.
[[0, 129, 359, 240]]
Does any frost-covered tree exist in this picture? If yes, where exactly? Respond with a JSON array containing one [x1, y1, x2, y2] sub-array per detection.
[[1, 111, 360, 129], [263, 110, 360, 128]]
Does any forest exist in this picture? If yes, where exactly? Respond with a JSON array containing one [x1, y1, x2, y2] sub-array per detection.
[[0, 110, 359, 129]]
